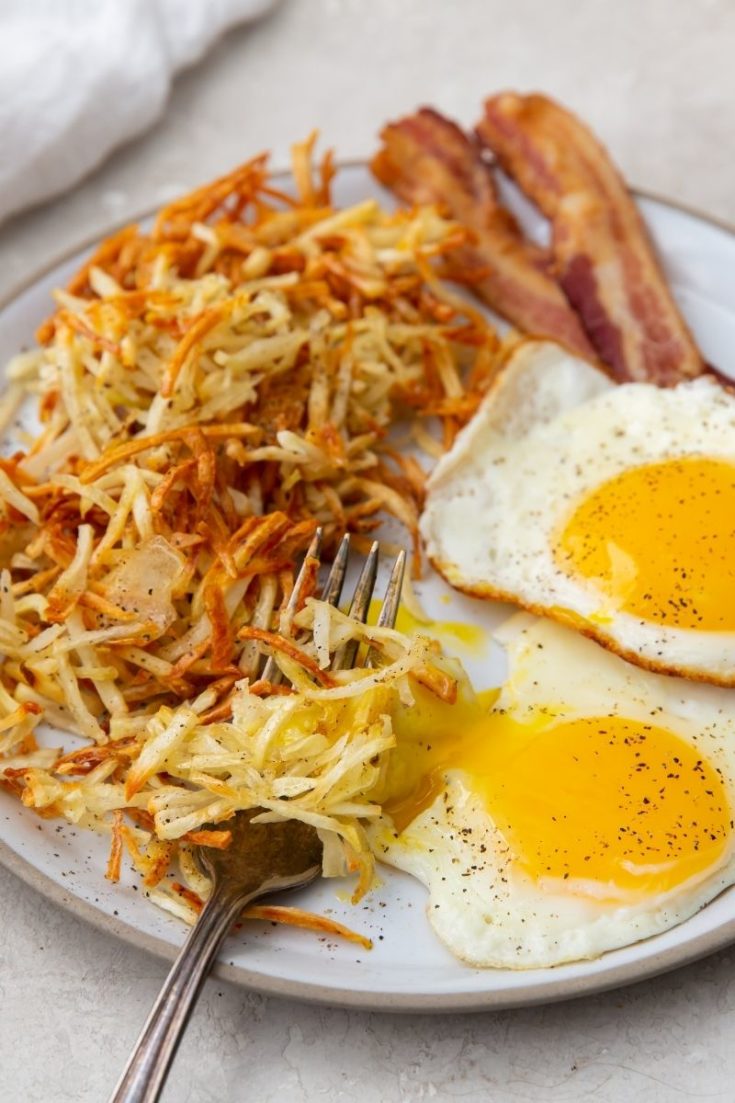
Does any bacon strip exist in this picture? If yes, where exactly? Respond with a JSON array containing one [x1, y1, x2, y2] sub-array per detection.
[[371, 108, 595, 359], [476, 93, 704, 384]]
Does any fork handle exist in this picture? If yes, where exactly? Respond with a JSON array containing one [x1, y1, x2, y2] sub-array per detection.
[[108, 882, 249, 1103]]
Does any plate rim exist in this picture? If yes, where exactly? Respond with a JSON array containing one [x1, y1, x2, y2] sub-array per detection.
[[2, 166, 735, 1013]]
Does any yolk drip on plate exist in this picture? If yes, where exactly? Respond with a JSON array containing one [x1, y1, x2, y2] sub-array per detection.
[[384, 686, 732, 901], [368, 599, 486, 654], [554, 457, 735, 630]]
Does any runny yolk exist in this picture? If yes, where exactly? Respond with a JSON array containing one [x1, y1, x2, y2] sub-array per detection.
[[383, 687, 731, 900], [554, 457, 735, 631], [368, 598, 487, 654]]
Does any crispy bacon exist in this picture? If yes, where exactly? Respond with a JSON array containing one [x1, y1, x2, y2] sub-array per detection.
[[476, 93, 704, 384], [371, 108, 595, 359]]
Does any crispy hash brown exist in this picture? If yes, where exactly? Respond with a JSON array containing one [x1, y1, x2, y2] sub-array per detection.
[[12, 601, 445, 920], [0, 137, 494, 925]]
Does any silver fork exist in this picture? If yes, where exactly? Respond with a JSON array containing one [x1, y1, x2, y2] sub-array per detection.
[[109, 532, 405, 1103]]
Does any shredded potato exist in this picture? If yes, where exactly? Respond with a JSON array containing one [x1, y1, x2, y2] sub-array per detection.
[[14, 599, 440, 908], [0, 137, 488, 925]]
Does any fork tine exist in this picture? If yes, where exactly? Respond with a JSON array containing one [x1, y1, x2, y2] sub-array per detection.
[[365, 548, 405, 668], [376, 549, 405, 629], [346, 540, 380, 622], [320, 533, 350, 606], [261, 526, 323, 685], [259, 535, 405, 685], [331, 540, 380, 672]]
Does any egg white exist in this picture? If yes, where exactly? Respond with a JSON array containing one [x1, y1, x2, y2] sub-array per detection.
[[420, 339, 735, 683], [370, 615, 735, 969]]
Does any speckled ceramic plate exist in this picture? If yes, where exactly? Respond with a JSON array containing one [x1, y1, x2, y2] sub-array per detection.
[[2, 164, 735, 1012]]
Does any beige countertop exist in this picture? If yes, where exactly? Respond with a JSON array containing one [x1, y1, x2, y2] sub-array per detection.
[[1, 1, 735, 1099]]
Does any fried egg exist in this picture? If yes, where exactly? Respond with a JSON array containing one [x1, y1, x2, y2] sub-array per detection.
[[420, 339, 735, 684], [371, 615, 735, 968]]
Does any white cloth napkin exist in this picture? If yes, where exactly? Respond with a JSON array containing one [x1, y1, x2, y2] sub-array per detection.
[[0, 0, 276, 225]]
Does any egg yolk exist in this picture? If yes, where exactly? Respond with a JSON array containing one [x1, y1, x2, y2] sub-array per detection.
[[384, 687, 731, 900], [555, 457, 735, 630], [368, 599, 487, 654]]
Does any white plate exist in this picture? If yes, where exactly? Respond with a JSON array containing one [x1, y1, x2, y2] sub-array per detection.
[[2, 164, 735, 1013]]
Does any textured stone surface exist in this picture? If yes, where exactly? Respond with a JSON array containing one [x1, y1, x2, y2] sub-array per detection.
[[1, 1, 735, 1099]]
